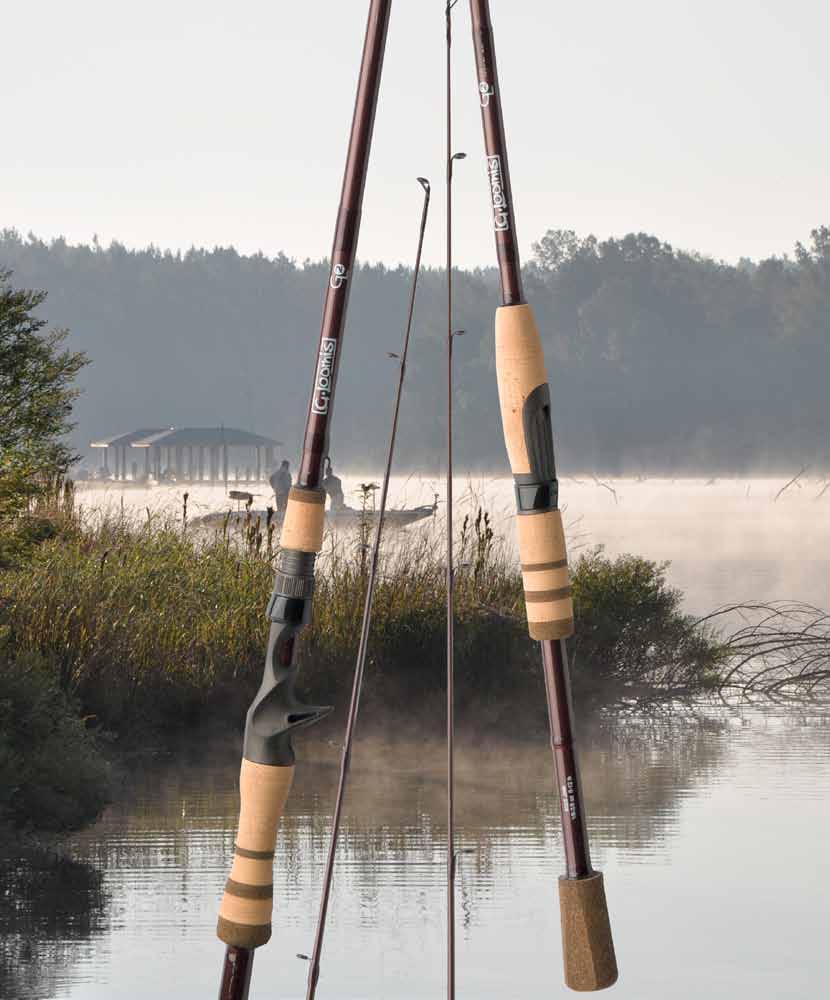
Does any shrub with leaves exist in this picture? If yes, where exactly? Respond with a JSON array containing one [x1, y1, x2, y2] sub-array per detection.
[[570, 547, 724, 702], [0, 270, 87, 558], [0, 652, 110, 832]]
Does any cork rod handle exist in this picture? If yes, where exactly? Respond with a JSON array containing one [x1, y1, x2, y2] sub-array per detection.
[[280, 487, 326, 553], [495, 304, 574, 640], [217, 760, 294, 949]]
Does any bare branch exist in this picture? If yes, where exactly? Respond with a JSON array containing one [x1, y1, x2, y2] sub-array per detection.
[[774, 465, 810, 502]]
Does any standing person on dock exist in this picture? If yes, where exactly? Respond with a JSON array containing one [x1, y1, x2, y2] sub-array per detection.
[[322, 457, 345, 511], [269, 459, 292, 512]]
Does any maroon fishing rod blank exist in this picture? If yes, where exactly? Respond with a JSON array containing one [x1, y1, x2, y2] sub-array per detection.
[[216, 4, 392, 1000], [467, 0, 618, 990], [445, 4, 465, 1000], [303, 175, 431, 1000]]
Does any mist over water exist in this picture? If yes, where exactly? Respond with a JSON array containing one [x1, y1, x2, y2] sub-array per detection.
[[17, 474, 822, 998], [9, 709, 830, 999], [76, 474, 830, 616]]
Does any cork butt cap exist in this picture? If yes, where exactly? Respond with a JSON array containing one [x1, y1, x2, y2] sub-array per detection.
[[559, 872, 618, 992]]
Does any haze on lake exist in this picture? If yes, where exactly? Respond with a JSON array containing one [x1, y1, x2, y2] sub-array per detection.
[[3, 2, 828, 996], [7, 708, 829, 1000], [75, 474, 830, 616]]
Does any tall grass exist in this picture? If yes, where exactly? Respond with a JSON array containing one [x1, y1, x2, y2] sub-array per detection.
[[0, 496, 727, 738]]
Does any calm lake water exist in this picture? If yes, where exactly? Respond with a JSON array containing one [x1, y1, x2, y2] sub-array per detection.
[[4, 708, 830, 1000], [6, 476, 826, 998]]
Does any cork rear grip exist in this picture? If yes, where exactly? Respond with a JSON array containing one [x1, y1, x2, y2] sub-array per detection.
[[495, 303, 548, 475], [279, 488, 326, 553], [518, 509, 574, 640], [559, 872, 618, 991], [217, 760, 295, 949]]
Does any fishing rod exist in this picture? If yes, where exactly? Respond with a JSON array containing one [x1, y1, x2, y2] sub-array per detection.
[[467, 0, 618, 991], [215, 4, 392, 999], [304, 175, 431, 1000], [445, 3, 465, 1000]]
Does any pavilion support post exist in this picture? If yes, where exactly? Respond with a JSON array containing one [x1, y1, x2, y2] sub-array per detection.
[[199, 447, 205, 482], [175, 446, 183, 479], [144, 450, 150, 478], [222, 445, 228, 487], [188, 446, 194, 481], [264, 446, 274, 475], [255, 448, 262, 483]]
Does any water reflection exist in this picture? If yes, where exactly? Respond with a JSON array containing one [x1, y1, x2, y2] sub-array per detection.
[[0, 847, 108, 1000], [5, 707, 830, 998]]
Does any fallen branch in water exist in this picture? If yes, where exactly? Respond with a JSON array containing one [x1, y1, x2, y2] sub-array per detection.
[[696, 602, 830, 699]]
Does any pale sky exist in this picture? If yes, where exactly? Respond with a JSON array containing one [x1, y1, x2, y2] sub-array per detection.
[[2, 0, 827, 268]]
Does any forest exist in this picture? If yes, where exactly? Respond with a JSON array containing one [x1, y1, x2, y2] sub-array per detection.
[[1, 224, 828, 473]]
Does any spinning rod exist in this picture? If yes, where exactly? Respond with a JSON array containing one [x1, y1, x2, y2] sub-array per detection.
[[303, 175, 432, 1000], [216, 4, 392, 999], [467, 0, 618, 990]]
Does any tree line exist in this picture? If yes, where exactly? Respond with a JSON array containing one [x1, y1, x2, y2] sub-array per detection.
[[1, 224, 828, 474]]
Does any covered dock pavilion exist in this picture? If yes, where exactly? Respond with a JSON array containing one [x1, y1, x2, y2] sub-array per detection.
[[89, 427, 283, 484]]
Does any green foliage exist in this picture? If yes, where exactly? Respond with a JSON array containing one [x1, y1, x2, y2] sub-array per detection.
[[570, 548, 724, 701], [0, 510, 274, 730], [0, 270, 87, 535], [0, 504, 728, 740], [0, 652, 110, 832]]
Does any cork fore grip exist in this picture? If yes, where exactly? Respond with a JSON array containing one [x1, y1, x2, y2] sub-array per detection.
[[279, 487, 325, 553], [495, 304, 574, 640], [558, 873, 618, 991], [518, 509, 574, 639], [217, 760, 294, 949], [495, 303, 547, 474]]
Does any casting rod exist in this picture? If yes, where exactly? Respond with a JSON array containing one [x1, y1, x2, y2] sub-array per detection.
[[216, 4, 392, 999]]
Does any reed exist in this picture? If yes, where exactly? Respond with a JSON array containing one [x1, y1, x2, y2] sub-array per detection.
[[0, 501, 729, 738]]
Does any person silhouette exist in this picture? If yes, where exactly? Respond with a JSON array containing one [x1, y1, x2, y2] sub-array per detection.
[[322, 457, 345, 511], [269, 460, 292, 512]]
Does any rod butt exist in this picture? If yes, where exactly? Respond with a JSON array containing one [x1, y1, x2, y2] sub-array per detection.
[[558, 872, 618, 991]]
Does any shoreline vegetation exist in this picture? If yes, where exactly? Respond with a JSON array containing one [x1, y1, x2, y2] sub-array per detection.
[[2, 485, 828, 839]]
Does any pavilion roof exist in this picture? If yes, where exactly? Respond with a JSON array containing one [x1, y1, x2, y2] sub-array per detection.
[[132, 427, 283, 448], [89, 428, 170, 448], [91, 427, 283, 449]]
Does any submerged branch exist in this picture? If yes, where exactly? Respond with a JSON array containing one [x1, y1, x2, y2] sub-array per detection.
[[698, 602, 830, 699]]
